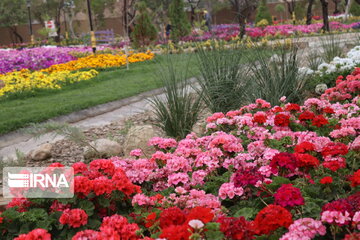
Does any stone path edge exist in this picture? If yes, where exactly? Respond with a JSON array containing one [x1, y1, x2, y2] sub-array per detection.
[[0, 87, 166, 149]]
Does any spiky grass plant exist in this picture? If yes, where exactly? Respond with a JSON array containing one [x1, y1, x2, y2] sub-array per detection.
[[149, 54, 203, 139], [247, 43, 308, 105], [320, 34, 343, 63], [195, 42, 252, 113]]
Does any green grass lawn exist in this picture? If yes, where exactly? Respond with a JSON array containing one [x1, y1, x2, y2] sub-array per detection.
[[0, 54, 198, 135]]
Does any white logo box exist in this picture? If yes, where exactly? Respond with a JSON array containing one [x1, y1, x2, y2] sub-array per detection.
[[3, 167, 74, 199]]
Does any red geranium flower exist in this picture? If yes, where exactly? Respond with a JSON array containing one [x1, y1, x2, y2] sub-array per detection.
[[186, 207, 214, 224], [274, 114, 290, 127], [312, 115, 329, 127], [59, 208, 88, 228], [294, 142, 315, 153], [299, 111, 315, 121], [349, 169, 360, 187], [159, 207, 186, 228], [295, 153, 320, 168], [270, 152, 298, 173], [285, 103, 300, 112], [14, 229, 51, 240], [274, 184, 305, 208], [253, 205, 293, 235], [321, 142, 348, 157], [217, 216, 255, 240], [320, 176, 333, 184], [160, 225, 191, 240]]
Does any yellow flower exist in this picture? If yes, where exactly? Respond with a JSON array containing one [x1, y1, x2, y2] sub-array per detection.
[[0, 69, 98, 97]]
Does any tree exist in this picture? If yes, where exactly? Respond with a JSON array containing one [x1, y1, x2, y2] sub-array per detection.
[[332, 0, 342, 14], [131, 2, 157, 48], [306, 0, 315, 25], [30, 0, 66, 42], [228, 0, 259, 39], [320, 0, 330, 31], [350, 0, 360, 16], [283, 0, 296, 17], [275, 3, 286, 21], [186, 0, 202, 26], [0, 0, 27, 43], [169, 0, 191, 41], [255, 0, 272, 24], [294, 0, 306, 19], [89, 0, 116, 29]]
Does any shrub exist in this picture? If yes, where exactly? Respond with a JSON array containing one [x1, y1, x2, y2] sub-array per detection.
[[247, 44, 308, 105], [350, 2, 360, 16], [255, 0, 273, 25], [195, 42, 252, 113], [149, 54, 202, 139], [131, 1, 157, 48], [168, 0, 191, 42]]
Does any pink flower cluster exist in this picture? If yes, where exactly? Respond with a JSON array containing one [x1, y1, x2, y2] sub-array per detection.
[[280, 218, 326, 240]]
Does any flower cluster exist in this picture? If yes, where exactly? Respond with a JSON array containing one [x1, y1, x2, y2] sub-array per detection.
[[0, 69, 98, 96], [43, 51, 154, 73]]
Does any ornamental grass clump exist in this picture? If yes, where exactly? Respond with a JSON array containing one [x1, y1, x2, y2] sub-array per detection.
[[247, 43, 308, 105], [195, 42, 252, 113], [150, 54, 202, 139], [320, 34, 344, 63]]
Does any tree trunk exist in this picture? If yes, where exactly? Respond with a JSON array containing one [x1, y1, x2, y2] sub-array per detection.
[[9, 26, 24, 43], [345, 0, 352, 20], [190, 6, 196, 26], [320, 0, 330, 31], [306, 0, 315, 25], [333, 0, 340, 14]]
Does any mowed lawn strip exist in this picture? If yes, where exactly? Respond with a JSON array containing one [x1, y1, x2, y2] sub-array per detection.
[[0, 54, 197, 135]]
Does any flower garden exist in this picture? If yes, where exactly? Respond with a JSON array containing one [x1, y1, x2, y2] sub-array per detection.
[[0, 47, 154, 97], [1, 0, 360, 239], [0, 49, 359, 239]]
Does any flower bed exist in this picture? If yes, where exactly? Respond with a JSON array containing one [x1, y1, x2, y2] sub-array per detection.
[[43, 51, 155, 73], [0, 50, 155, 97], [0, 47, 81, 74], [0, 69, 99, 97], [180, 21, 359, 43], [0, 68, 359, 239]]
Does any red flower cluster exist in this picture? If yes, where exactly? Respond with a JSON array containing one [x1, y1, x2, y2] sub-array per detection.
[[252, 112, 267, 124], [294, 141, 315, 153], [100, 214, 140, 240], [217, 216, 255, 240], [295, 153, 320, 168], [274, 184, 305, 207], [343, 233, 360, 240], [321, 142, 348, 157], [59, 208, 88, 228], [159, 207, 186, 228], [253, 205, 293, 235], [320, 176, 333, 184], [270, 152, 298, 173], [322, 199, 355, 219], [14, 229, 51, 240], [299, 111, 315, 121], [233, 167, 264, 187], [349, 169, 360, 187], [285, 103, 300, 112], [274, 114, 290, 127], [311, 115, 329, 127], [73, 160, 141, 198], [160, 225, 191, 240]]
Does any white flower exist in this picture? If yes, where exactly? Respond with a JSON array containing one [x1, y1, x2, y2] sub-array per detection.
[[189, 219, 205, 229]]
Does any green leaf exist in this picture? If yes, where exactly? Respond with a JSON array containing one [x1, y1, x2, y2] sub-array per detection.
[[78, 200, 95, 216], [234, 207, 257, 220]]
